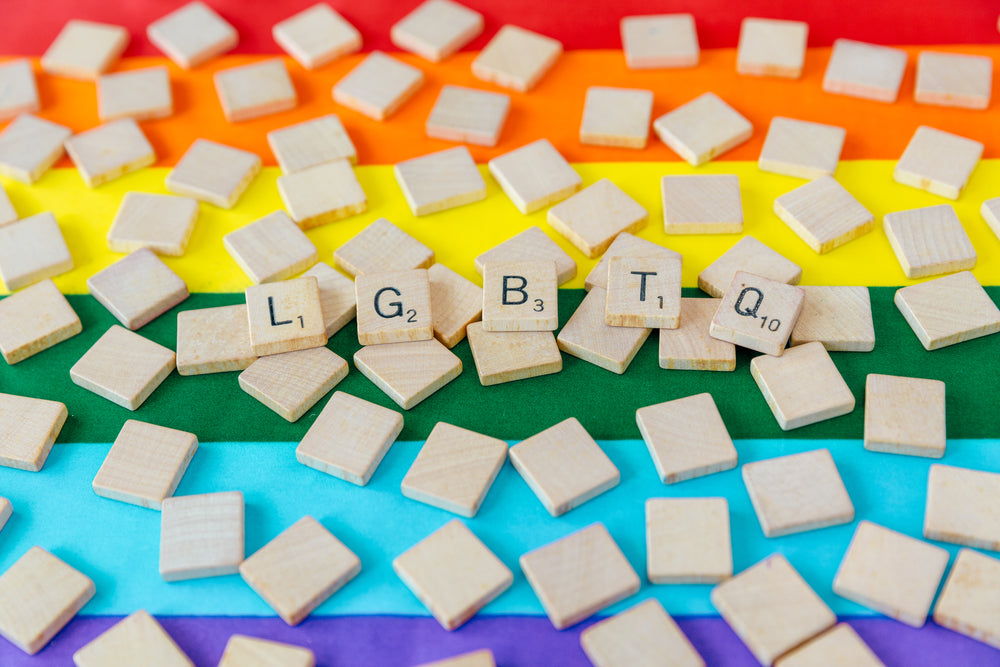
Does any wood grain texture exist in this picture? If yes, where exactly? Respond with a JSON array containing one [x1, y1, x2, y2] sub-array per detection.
[[915, 51, 992, 110], [579, 86, 653, 149], [620, 14, 698, 69], [0, 278, 81, 365], [428, 262, 481, 348], [266, 114, 357, 173], [238, 347, 348, 422], [246, 276, 327, 356], [213, 58, 297, 123], [69, 325, 176, 410], [0, 212, 73, 291], [273, 4, 361, 70], [471, 25, 562, 92], [822, 39, 907, 102], [277, 159, 366, 229], [166, 139, 261, 209], [333, 51, 424, 120], [390, 0, 483, 62], [894, 271, 1000, 350], [487, 139, 581, 214], [659, 298, 735, 371], [218, 634, 315, 667], [223, 211, 318, 284], [864, 373, 946, 458], [73, 610, 193, 667], [883, 204, 976, 279], [774, 623, 885, 667], [547, 178, 648, 258], [0, 59, 39, 121], [758, 117, 846, 180], [41, 19, 128, 80], [661, 174, 743, 234], [0, 392, 67, 472], [394, 146, 487, 215], [557, 287, 650, 374], [353, 338, 463, 410], [646, 497, 731, 584], [63, 118, 155, 188], [789, 286, 875, 352], [482, 260, 558, 331], [107, 192, 199, 257], [933, 548, 1000, 650], [925, 464, 1000, 551], [606, 255, 681, 328], [426, 85, 510, 147], [303, 262, 357, 338], [159, 491, 244, 582], [585, 232, 680, 292], [580, 598, 705, 667], [355, 268, 434, 345], [652, 92, 752, 166], [0, 113, 72, 183], [97, 66, 173, 122], [176, 304, 256, 375], [774, 176, 874, 254], [87, 248, 189, 330], [736, 18, 808, 78], [697, 236, 801, 298], [709, 271, 805, 356], [147, 2, 237, 69], [333, 217, 435, 277], [466, 322, 561, 386], [893, 126, 983, 199], [475, 226, 577, 285]]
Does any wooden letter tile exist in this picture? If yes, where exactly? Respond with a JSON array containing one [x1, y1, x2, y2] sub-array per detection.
[[303, 262, 357, 338], [277, 159, 367, 229], [0, 113, 72, 184], [246, 276, 327, 356], [222, 211, 318, 284], [147, 2, 237, 69], [894, 271, 1000, 350], [333, 51, 424, 121], [737, 18, 808, 78], [864, 374, 946, 458], [697, 236, 801, 298], [176, 304, 256, 376], [416, 650, 495, 667], [239, 347, 348, 422], [790, 286, 875, 352], [661, 174, 743, 234], [159, 491, 244, 581], [653, 93, 752, 166], [0, 212, 73, 291], [659, 298, 736, 371], [0, 393, 67, 472], [915, 51, 992, 110], [774, 623, 885, 667], [580, 87, 654, 149], [759, 117, 846, 180], [166, 139, 261, 209], [353, 339, 462, 409], [475, 226, 577, 285], [97, 66, 173, 122], [585, 232, 680, 292], [557, 287, 651, 374], [333, 217, 434, 277], [428, 263, 481, 348], [487, 139, 582, 214], [636, 393, 737, 484], [390, 0, 484, 62], [426, 85, 510, 147], [647, 497, 731, 584], [267, 114, 357, 174], [581, 599, 705, 667], [70, 326, 176, 411], [64, 118, 156, 188], [219, 635, 315, 667], [107, 192, 199, 257], [893, 126, 983, 200], [925, 464, 1000, 551], [41, 19, 128, 80], [822, 39, 907, 102], [710, 271, 805, 356], [0, 59, 39, 121], [394, 146, 487, 215], [482, 260, 557, 332], [73, 611, 193, 666], [606, 255, 681, 328], [466, 322, 561, 386], [0, 279, 81, 364], [214, 59, 297, 123], [774, 176, 874, 253], [934, 548, 1000, 649], [355, 268, 433, 344], [471, 25, 562, 92], [547, 178, 648, 258], [273, 4, 361, 70], [87, 248, 189, 330], [883, 204, 976, 278], [620, 14, 699, 69]]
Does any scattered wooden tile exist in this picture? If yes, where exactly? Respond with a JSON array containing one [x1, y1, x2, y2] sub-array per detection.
[[87, 248, 189, 330], [41, 19, 128, 80], [581, 599, 704, 667], [166, 139, 261, 209], [580, 87, 654, 149], [466, 322, 561, 386], [548, 178, 649, 258], [774, 623, 885, 667], [0, 498, 9, 534], [239, 347, 348, 422], [481, 260, 557, 332], [239, 515, 361, 625], [620, 14, 699, 69], [355, 268, 433, 345], [428, 263, 481, 348], [353, 338, 462, 409], [864, 373, 946, 458], [246, 276, 327, 356], [159, 491, 244, 582], [659, 298, 736, 371], [222, 211, 318, 284], [915, 51, 992, 110], [0, 393, 66, 472], [395, 146, 487, 215], [653, 93, 753, 166], [426, 85, 510, 147], [97, 66, 172, 122], [557, 287, 650, 374], [833, 521, 950, 627], [74, 611, 194, 667], [0, 59, 39, 121], [737, 18, 809, 78], [0, 279, 81, 365], [933, 548, 1000, 649], [0, 114, 72, 184], [394, 520, 513, 630], [790, 286, 875, 352], [475, 226, 577, 285], [147, 1, 238, 69], [333, 51, 424, 121], [520, 523, 640, 630], [273, 4, 361, 70], [698, 236, 802, 298], [64, 118, 156, 188], [751, 341, 855, 430], [774, 176, 874, 254], [759, 117, 846, 179], [606, 255, 681, 328], [107, 192, 198, 257], [333, 217, 434, 277], [267, 114, 357, 174], [278, 159, 367, 229], [391, 0, 483, 62], [0, 547, 95, 655], [69, 325, 176, 410], [416, 650, 495, 667], [472, 25, 562, 92], [176, 304, 256, 375], [218, 635, 315, 667], [586, 232, 680, 291], [925, 464, 1000, 550], [710, 271, 805, 356], [983, 197, 1000, 240], [647, 497, 731, 584], [215, 59, 297, 123], [893, 126, 983, 199], [509, 417, 619, 516], [487, 139, 582, 214], [296, 391, 403, 485], [303, 262, 356, 338], [0, 212, 73, 291], [822, 39, 907, 103], [661, 174, 743, 234], [884, 204, 977, 278], [894, 271, 1000, 350]]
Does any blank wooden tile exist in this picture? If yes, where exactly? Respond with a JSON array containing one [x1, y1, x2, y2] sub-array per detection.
[[833, 521, 949, 627], [160, 491, 244, 581], [395, 146, 487, 215], [223, 211, 318, 284], [75, 613, 194, 667], [0, 498, 10, 535], [759, 117, 846, 180], [416, 650, 495, 667], [0, 547, 95, 655], [472, 25, 562, 92], [482, 260, 557, 332], [653, 93, 752, 166], [147, 2, 237, 69], [620, 14, 699, 69], [548, 179, 648, 258], [864, 374, 946, 458], [751, 341, 855, 430], [636, 393, 737, 484], [0, 279, 81, 365], [557, 287, 650, 374], [925, 464, 1000, 551], [0, 212, 73, 291], [267, 114, 357, 174], [0, 113, 72, 184], [239, 516, 361, 625], [934, 548, 1000, 649], [391, 0, 483, 62], [790, 286, 875, 352], [277, 159, 366, 229], [334, 217, 434, 277], [661, 174, 743, 234], [894, 271, 1000, 350], [475, 226, 577, 285], [894, 126, 983, 200], [915, 51, 992, 110], [69, 325, 176, 411], [737, 18, 808, 78], [215, 59, 297, 122], [64, 118, 156, 188], [822, 39, 907, 103], [176, 304, 256, 375], [582, 599, 704, 667], [0, 393, 66, 472], [426, 85, 510, 147], [246, 276, 327, 356], [88, 248, 189, 330], [775, 623, 885, 667], [353, 339, 462, 409], [107, 192, 199, 257], [982, 197, 1000, 240], [166, 139, 261, 209], [273, 4, 361, 70], [884, 204, 976, 278], [303, 262, 356, 338], [698, 236, 802, 298], [355, 268, 433, 345], [239, 347, 348, 422], [41, 19, 128, 80], [333, 51, 424, 121], [466, 322, 561, 386], [219, 635, 315, 667], [710, 271, 805, 356], [606, 255, 681, 328], [509, 417, 619, 516], [580, 87, 654, 149], [659, 298, 735, 371], [0, 59, 39, 121], [647, 497, 731, 584], [394, 520, 513, 630], [97, 66, 173, 122], [774, 176, 874, 253], [586, 232, 680, 292], [487, 139, 582, 214], [520, 523, 640, 630], [296, 391, 403, 485], [428, 263, 481, 348]]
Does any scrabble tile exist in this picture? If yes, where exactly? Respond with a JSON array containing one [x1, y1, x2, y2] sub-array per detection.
[[647, 497, 731, 584], [0, 279, 81, 365], [273, 4, 361, 70], [223, 211, 318, 284], [586, 233, 680, 291], [620, 14, 699, 69], [391, 0, 483, 62], [865, 374, 945, 458], [833, 521, 949, 627], [239, 516, 361, 625], [710, 271, 805, 356], [893, 126, 983, 199], [416, 650, 495, 667], [557, 287, 650, 374], [487, 139, 582, 214], [775, 623, 885, 667], [925, 464, 1000, 550], [0, 59, 39, 121], [333, 51, 424, 121], [580, 87, 654, 149], [790, 286, 875, 352], [214, 59, 297, 123], [659, 298, 736, 371], [547, 179, 649, 258], [239, 347, 348, 422], [698, 236, 802, 298], [983, 197, 1000, 240], [751, 341, 855, 430], [107, 192, 198, 257], [353, 339, 462, 409], [296, 391, 403, 485], [482, 260, 558, 332], [915, 51, 992, 110], [0, 547, 95, 655], [509, 417, 619, 516], [73, 610, 192, 666], [884, 204, 976, 278], [87, 248, 189, 330], [218, 635, 315, 667], [472, 25, 562, 92], [774, 176, 874, 254], [466, 322, 561, 386], [395, 146, 487, 215], [0, 212, 73, 291], [712, 554, 835, 666], [92, 420, 197, 509], [246, 276, 327, 356], [653, 93, 753, 166], [333, 217, 434, 277], [0, 114, 72, 184], [759, 117, 846, 180], [606, 255, 681, 328], [426, 85, 510, 147], [147, 2, 237, 69], [267, 114, 357, 174], [302, 262, 356, 338], [69, 325, 176, 410], [278, 159, 367, 229], [166, 139, 261, 209], [41, 19, 128, 80], [428, 263, 481, 347], [394, 520, 513, 630], [64, 118, 156, 188], [520, 523, 640, 630], [737, 18, 809, 78], [0, 498, 9, 534], [661, 174, 743, 234], [475, 226, 577, 285], [636, 393, 737, 484], [934, 548, 1000, 649], [355, 268, 433, 344], [894, 271, 1000, 350], [160, 491, 244, 581], [0, 393, 67, 472], [822, 39, 907, 103], [176, 304, 256, 375], [97, 66, 173, 122], [581, 599, 704, 667]]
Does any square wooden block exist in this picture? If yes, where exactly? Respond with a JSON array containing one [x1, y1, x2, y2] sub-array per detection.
[[416, 650, 495, 667], [606, 255, 681, 328], [915, 51, 992, 110], [737, 18, 808, 78], [661, 174, 743, 234], [97, 66, 173, 121], [267, 114, 357, 174], [925, 464, 1000, 551], [520, 523, 640, 630], [864, 374, 946, 458], [884, 204, 976, 278], [894, 271, 1000, 350], [176, 304, 257, 375], [659, 298, 735, 371], [353, 339, 462, 409], [0, 279, 81, 365], [219, 635, 315, 667], [277, 159, 367, 229], [223, 211, 318, 284], [548, 178, 649, 258], [893, 126, 983, 199], [581, 599, 704, 667], [983, 197, 1000, 240], [620, 14, 699, 69], [647, 497, 731, 584], [833, 521, 950, 627], [428, 263, 481, 348], [87, 248, 189, 330], [475, 226, 577, 285], [790, 286, 874, 352], [0, 113, 72, 184], [64, 118, 155, 188], [698, 236, 801, 298], [273, 4, 361, 70], [239, 516, 361, 625], [0, 212, 73, 291], [466, 322, 561, 386], [166, 139, 261, 209], [759, 116, 846, 179], [69, 326, 176, 410], [215, 59, 297, 122], [775, 623, 884, 667], [586, 232, 680, 291], [822, 39, 907, 102], [246, 276, 327, 356], [107, 192, 199, 256], [391, 0, 483, 62], [471, 25, 562, 92], [334, 217, 434, 277], [355, 268, 433, 345], [303, 262, 357, 338], [0, 547, 95, 655], [147, 1, 237, 69], [0, 393, 66, 472], [395, 146, 487, 215], [710, 271, 805, 356], [580, 87, 654, 149], [239, 347, 348, 422], [296, 391, 403, 485], [0, 59, 39, 121], [333, 51, 424, 121], [509, 417, 619, 516], [487, 139, 581, 214], [653, 93, 752, 166], [774, 176, 874, 254], [73, 610, 192, 667], [394, 520, 513, 630], [426, 85, 510, 147], [160, 491, 244, 581], [751, 341, 855, 430], [41, 19, 128, 80], [482, 260, 557, 332], [934, 548, 1000, 649], [557, 287, 651, 374]]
